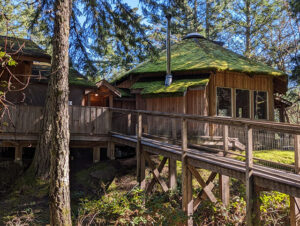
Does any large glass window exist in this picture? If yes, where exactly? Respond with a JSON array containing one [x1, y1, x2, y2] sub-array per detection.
[[236, 89, 250, 118], [217, 87, 232, 117], [254, 91, 268, 120]]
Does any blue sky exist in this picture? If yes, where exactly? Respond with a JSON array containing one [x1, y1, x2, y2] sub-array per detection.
[[124, 0, 140, 9]]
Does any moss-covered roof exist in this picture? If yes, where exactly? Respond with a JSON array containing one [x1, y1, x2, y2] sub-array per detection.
[[32, 62, 95, 87], [117, 88, 132, 97], [0, 36, 51, 61], [115, 38, 286, 83], [131, 78, 209, 97]]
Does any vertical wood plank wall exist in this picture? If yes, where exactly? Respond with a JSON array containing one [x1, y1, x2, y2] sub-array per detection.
[[143, 90, 208, 137], [132, 71, 274, 138], [208, 72, 274, 136], [2, 105, 109, 135]]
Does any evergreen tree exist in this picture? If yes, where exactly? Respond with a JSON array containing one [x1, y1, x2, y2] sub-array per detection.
[[225, 0, 283, 58], [140, 0, 229, 50]]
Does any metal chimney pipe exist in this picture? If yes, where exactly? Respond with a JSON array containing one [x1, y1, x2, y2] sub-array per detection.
[[166, 13, 171, 75], [165, 13, 172, 87]]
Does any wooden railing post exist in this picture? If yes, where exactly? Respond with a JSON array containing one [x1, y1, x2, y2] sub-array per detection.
[[219, 124, 230, 206], [106, 108, 115, 159], [290, 134, 300, 226], [245, 125, 260, 225], [137, 113, 143, 185], [169, 118, 177, 190], [181, 117, 193, 225], [127, 113, 132, 135]]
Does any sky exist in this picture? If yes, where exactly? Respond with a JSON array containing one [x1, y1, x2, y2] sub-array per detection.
[[124, 0, 140, 10]]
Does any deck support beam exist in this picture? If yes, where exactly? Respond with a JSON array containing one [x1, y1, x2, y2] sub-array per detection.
[[107, 142, 115, 160], [137, 113, 142, 184], [181, 117, 193, 225], [169, 158, 177, 190], [93, 146, 101, 163], [140, 149, 146, 190], [14, 145, 22, 165], [291, 134, 300, 226], [144, 153, 168, 193], [219, 125, 230, 206], [169, 118, 177, 190]]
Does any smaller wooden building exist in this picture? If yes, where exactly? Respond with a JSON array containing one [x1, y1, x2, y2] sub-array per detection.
[[0, 36, 96, 106]]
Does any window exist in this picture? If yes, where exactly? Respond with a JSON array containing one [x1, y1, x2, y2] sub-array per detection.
[[217, 87, 232, 117], [236, 89, 250, 118], [254, 91, 268, 120]]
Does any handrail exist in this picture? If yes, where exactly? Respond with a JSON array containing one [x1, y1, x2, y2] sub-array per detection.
[[109, 107, 300, 135]]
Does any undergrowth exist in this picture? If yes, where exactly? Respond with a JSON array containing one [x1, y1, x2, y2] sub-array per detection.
[[76, 185, 290, 225]]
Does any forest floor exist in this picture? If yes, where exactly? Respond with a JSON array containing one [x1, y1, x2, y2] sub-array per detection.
[[0, 149, 292, 225]]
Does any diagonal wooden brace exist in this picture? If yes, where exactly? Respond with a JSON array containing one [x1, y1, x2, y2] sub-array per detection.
[[188, 165, 217, 211], [144, 152, 169, 193]]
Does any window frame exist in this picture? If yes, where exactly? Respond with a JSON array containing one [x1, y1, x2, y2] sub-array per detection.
[[253, 90, 269, 120], [235, 88, 251, 119], [216, 86, 233, 118]]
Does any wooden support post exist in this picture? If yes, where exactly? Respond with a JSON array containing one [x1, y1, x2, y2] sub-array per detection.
[[245, 125, 260, 225], [93, 146, 101, 163], [169, 158, 177, 190], [107, 142, 115, 160], [140, 149, 146, 190], [219, 124, 230, 206], [127, 113, 132, 135], [181, 117, 193, 225], [187, 167, 193, 226], [137, 113, 142, 184], [169, 118, 177, 190], [14, 145, 22, 165], [181, 118, 188, 211], [291, 134, 300, 226]]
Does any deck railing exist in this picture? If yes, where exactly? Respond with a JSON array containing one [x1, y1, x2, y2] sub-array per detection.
[[110, 107, 300, 172], [1, 105, 109, 136]]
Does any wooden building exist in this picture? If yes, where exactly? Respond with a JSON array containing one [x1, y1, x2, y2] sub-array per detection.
[[0, 36, 101, 106], [111, 34, 289, 143]]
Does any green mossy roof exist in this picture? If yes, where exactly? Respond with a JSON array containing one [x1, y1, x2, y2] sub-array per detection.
[[32, 63, 95, 87], [115, 38, 286, 83], [0, 36, 51, 60], [131, 78, 209, 97], [117, 88, 132, 97]]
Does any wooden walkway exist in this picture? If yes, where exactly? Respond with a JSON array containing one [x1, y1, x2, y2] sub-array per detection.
[[109, 108, 300, 226], [1, 106, 300, 225], [111, 132, 300, 197]]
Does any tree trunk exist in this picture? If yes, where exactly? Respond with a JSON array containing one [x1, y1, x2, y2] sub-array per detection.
[[205, 0, 210, 39], [29, 93, 52, 179], [245, 0, 251, 58], [48, 0, 72, 224]]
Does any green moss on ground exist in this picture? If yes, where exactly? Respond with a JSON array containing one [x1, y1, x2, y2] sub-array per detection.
[[236, 149, 294, 165]]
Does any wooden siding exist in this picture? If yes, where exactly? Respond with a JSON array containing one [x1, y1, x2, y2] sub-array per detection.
[[208, 71, 274, 136], [138, 90, 208, 138], [208, 71, 274, 120], [2, 105, 109, 136]]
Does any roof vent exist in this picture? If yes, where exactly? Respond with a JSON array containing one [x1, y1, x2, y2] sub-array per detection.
[[183, 33, 205, 40]]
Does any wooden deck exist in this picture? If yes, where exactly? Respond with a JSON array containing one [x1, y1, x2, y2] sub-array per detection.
[[1, 106, 300, 225]]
